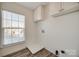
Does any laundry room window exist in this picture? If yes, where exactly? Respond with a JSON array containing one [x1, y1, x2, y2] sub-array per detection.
[[2, 10, 25, 46]]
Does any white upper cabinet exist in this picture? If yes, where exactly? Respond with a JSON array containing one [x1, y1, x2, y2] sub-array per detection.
[[49, 2, 60, 15], [34, 5, 44, 22], [50, 2, 79, 17], [62, 2, 79, 11]]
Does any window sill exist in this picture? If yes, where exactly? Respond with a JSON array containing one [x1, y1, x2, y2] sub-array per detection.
[[1, 41, 25, 48]]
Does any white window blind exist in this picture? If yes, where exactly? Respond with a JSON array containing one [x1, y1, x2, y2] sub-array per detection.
[[2, 10, 25, 45]]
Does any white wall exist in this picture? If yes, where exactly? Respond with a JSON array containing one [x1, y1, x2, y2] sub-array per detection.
[[26, 11, 43, 54], [37, 3, 79, 57]]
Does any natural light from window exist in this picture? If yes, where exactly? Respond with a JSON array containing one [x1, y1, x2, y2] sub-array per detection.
[[2, 10, 25, 45]]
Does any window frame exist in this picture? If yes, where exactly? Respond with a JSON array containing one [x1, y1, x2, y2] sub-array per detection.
[[1, 10, 25, 48]]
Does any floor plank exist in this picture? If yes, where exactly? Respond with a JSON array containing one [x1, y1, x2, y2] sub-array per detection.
[[4, 48, 57, 57]]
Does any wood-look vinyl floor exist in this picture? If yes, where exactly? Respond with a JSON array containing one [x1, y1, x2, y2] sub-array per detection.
[[4, 48, 57, 57]]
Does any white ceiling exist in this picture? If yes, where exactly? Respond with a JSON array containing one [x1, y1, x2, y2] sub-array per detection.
[[17, 2, 48, 10]]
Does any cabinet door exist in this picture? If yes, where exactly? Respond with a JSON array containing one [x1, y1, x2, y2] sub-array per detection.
[[49, 2, 60, 15], [34, 6, 43, 22], [63, 2, 79, 11]]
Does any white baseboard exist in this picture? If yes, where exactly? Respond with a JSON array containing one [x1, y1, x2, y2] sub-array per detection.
[[27, 44, 44, 54]]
